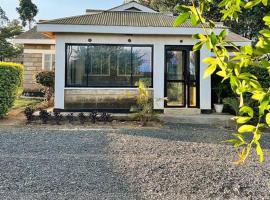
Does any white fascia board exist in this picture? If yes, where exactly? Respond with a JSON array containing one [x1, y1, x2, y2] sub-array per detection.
[[24, 49, 55, 54], [233, 41, 251, 46], [37, 24, 225, 36], [13, 39, 55, 44]]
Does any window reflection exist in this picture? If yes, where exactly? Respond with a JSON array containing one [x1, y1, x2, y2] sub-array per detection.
[[66, 45, 152, 87], [189, 51, 197, 81]]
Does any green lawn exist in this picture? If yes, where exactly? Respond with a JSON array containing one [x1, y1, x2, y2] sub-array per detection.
[[13, 98, 43, 110]]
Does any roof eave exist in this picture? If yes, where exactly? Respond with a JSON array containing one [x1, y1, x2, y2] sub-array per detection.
[[37, 24, 226, 36], [13, 38, 56, 45]]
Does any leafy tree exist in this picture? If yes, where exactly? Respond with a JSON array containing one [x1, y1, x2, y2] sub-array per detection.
[[0, 6, 8, 26], [0, 8, 23, 61], [139, 0, 192, 13], [139, 0, 270, 40], [16, 0, 38, 30], [174, 0, 270, 164]]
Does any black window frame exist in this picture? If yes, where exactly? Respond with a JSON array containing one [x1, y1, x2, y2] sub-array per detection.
[[164, 45, 200, 108], [65, 43, 154, 88]]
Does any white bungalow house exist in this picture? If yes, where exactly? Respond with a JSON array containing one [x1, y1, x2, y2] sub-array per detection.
[[37, 1, 250, 113]]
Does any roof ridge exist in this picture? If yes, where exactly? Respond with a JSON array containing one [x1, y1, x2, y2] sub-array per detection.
[[108, 0, 157, 12]]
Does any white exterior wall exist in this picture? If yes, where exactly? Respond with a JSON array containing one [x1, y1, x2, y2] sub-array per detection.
[[200, 46, 212, 110], [55, 33, 211, 110]]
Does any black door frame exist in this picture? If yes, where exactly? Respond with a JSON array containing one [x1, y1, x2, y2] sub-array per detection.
[[164, 45, 200, 108]]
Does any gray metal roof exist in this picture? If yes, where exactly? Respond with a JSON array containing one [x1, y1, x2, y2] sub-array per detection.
[[38, 11, 225, 28], [16, 26, 51, 39], [225, 31, 251, 42]]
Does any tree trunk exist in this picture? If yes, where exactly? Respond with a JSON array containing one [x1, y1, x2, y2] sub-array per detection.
[[28, 20, 31, 30]]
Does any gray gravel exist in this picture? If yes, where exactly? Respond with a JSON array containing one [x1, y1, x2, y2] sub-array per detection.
[[107, 124, 270, 200], [0, 124, 269, 199], [0, 127, 137, 200]]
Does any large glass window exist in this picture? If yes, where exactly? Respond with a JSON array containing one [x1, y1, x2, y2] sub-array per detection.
[[66, 44, 153, 87]]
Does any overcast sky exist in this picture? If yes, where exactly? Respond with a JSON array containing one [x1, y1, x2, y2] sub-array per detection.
[[1, 0, 123, 21]]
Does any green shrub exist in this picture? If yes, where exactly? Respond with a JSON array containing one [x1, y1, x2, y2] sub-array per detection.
[[0, 62, 23, 118], [35, 71, 55, 101], [223, 97, 240, 116], [35, 71, 55, 88]]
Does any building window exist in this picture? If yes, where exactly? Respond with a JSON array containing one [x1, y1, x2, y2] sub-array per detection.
[[43, 53, 55, 71], [66, 44, 153, 87]]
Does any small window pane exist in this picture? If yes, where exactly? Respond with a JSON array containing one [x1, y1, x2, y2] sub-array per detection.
[[189, 82, 197, 107], [44, 54, 51, 71], [167, 51, 183, 80], [52, 54, 55, 70], [167, 82, 185, 107], [189, 51, 197, 81], [132, 47, 152, 86]]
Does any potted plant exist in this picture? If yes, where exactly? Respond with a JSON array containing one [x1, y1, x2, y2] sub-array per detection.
[[213, 83, 225, 113]]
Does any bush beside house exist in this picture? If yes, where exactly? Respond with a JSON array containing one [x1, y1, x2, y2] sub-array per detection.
[[35, 71, 55, 101], [0, 62, 23, 118]]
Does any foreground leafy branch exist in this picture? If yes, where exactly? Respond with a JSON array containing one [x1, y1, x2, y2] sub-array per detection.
[[174, 0, 270, 164]]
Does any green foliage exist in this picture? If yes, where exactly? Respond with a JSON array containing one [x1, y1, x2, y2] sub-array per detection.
[[0, 6, 8, 26], [174, 0, 270, 164], [134, 81, 157, 125], [212, 82, 226, 103], [16, 0, 38, 29], [35, 71, 55, 88], [223, 97, 240, 115], [0, 62, 23, 118], [0, 18, 23, 61], [35, 71, 55, 101]]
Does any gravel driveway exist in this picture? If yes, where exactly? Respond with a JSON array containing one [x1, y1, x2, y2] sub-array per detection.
[[0, 124, 269, 199]]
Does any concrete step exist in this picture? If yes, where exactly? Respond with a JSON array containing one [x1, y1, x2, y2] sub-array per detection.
[[161, 113, 236, 129], [164, 108, 201, 115]]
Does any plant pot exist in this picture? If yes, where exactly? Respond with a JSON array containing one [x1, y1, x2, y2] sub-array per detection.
[[214, 104, 224, 113]]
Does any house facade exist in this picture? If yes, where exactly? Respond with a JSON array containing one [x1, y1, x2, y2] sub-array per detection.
[[37, 1, 250, 113], [14, 27, 56, 91]]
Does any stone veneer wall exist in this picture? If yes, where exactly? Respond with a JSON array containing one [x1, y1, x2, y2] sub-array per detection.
[[64, 89, 153, 110], [23, 44, 55, 91], [23, 53, 43, 90]]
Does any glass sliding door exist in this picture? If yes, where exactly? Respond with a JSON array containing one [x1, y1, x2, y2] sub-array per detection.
[[165, 46, 199, 108]]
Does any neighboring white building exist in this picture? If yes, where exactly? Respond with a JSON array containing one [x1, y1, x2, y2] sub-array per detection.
[[37, 1, 250, 113]]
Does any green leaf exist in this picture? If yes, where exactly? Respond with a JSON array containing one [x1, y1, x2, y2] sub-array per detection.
[[203, 65, 217, 78], [266, 113, 270, 126], [240, 45, 253, 55], [259, 96, 269, 116], [252, 92, 265, 101], [239, 106, 254, 117], [263, 16, 270, 26], [238, 125, 256, 133], [260, 29, 270, 38], [219, 29, 228, 40], [262, 0, 268, 6], [236, 117, 251, 124], [244, 0, 261, 8], [190, 13, 198, 26], [216, 70, 226, 77], [210, 32, 218, 46], [255, 142, 264, 162], [174, 13, 190, 27], [193, 41, 204, 51]]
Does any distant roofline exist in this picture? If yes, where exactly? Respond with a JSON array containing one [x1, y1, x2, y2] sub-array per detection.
[[109, 1, 157, 12]]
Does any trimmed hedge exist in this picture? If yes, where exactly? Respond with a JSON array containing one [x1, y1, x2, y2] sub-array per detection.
[[0, 62, 23, 118]]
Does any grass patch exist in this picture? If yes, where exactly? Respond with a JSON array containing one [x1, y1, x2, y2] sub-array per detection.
[[13, 98, 43, 110]]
